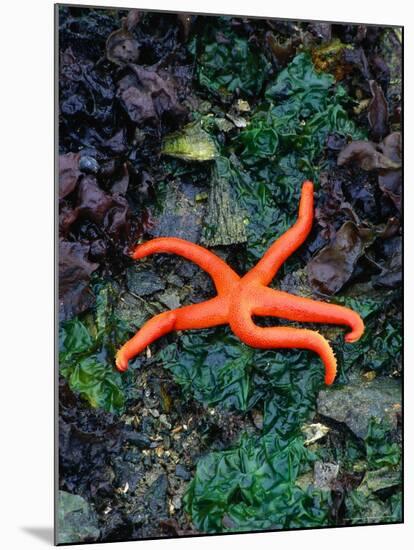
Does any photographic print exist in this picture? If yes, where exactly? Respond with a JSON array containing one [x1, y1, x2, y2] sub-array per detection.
[[56, 4, 403, 544]]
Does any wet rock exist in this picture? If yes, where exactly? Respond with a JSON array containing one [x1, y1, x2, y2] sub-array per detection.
[[145, 474, 168, 515], [113, 458, 144, 493], [345, 489, 388, 524], [126, 266, 165, 296], [362, 467, 401, 495], [317, 377, 401, 439], [79, 155, 99, 174], [166, 272, 185, 286], [251, 409, 264, 430], [158, 291, 181, 310], [124, 448, 142, 464], [314, 461, 339, 489], [172, 494, 183, 509], [149, 181, 204, 243], [99, 507, 131, 542], [58, 490, 100, 544], [159, 415, 172, 429], [126, 431, 152, 449], [201, 158, 247, 247], [186, 269, 215, 300], [114, 291, 152, 330], [345, 465, 402, 524], [362, 371, 377, 382], [175, 464, 191, 481]]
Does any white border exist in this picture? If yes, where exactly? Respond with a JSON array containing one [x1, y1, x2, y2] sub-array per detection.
[[1, 1, 411, 549]]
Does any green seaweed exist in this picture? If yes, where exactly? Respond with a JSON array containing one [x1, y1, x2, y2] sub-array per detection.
[[160, 326, 324, 438], [59, 285, 132, 414], [157, 52, 400, 532], [333, 293, 402, 378], [195, 21, 270, 99], [345, 418, 402, 525], [226, 53, 366, 266], [59, 50, 401, 533], [184, 432, 331, 532], [365, 418, 401, 470]]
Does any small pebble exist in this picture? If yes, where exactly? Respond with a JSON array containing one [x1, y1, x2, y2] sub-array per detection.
[[251, 409, 264, 430], [126, 432, 152, 449], [79, 155, 99, 174], [172, 495, 182, 509], [175, 464, 191, 481], [159, 414, 172, 429]]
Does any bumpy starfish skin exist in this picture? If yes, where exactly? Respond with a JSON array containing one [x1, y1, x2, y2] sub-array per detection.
[[116, 181, 364, 385]]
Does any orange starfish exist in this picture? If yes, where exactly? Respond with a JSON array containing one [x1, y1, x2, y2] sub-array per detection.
[[116, 181, 364, 385]]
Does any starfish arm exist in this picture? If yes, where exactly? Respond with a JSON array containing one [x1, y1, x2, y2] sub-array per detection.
[[131, 237, 240, 295], [244, 181, 314, 286], [256, 326, 337, 385], [254, 287, 365, 342], [229, 303, 337, 384], [115, 296, 228, 372]]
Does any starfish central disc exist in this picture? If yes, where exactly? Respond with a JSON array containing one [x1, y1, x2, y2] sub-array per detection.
[[115, 181, 364, 385]]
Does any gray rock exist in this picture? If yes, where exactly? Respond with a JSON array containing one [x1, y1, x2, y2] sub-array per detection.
[[172, 494, 182, 509], [345, 465, 402, 524], [149, 180, 205, 243], [113, 458, 144, 493], [126, 431, 152, 449], [345, 489, 388, 524], [114, 291, 152, 330], [317, 377, 401, 439], [251, 409, 264, 430], [175, 464, 191, 481], [158, 291, 181, 310], [201, 159, 247, 247], [362, 467, 401, 495], [126, 267, 165, 296], [57, 491, 100, 544], [166, 272, 184, 287], [124, 447, 142, 464], [79, 155, 99, 174], [145, 474, 168, 514], [314, 461, 339, 489]]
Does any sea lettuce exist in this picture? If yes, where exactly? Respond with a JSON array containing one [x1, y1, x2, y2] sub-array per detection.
[[195, 22, 270, 99], [225, 53, 366, 266], [59, 285, 132, 414], [184, 432, 331, 532], [160, 326, 324, 437]]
